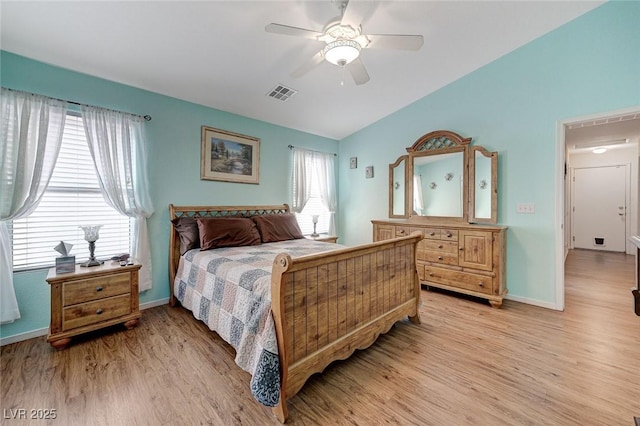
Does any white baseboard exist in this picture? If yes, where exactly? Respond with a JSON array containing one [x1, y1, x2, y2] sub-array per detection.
[[0, 327, 49, 346], [140, 297, 170, 310], [505, 294, 561, 311], [0, 297, 170, 347]]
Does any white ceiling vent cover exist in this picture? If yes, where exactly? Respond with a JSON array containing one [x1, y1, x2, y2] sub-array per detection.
[[267, 84, 297, 102]]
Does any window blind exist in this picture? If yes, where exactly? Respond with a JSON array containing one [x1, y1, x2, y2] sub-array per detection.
[[12, 113, 131, 271]]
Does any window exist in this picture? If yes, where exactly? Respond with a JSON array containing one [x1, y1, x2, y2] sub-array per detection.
[[291, 150, 336, 236], [11, 113, 131, 271]]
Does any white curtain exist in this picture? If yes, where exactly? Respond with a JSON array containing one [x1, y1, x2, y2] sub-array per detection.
[[0, 88, 67, 323], [81, 106, 154, 292], [292, 148, 337, 234], [413, 174, 424, 215], [292, 149, 313, 213], [314, 152, 337, 235]]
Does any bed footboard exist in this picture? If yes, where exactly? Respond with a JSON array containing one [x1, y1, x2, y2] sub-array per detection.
[[270, 232, 423, 423]]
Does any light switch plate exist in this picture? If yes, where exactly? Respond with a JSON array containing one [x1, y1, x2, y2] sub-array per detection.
[[516, 203, 535, 213]]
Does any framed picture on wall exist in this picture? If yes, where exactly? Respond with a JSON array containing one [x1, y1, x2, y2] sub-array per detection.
[[201, 126, 260, 184]]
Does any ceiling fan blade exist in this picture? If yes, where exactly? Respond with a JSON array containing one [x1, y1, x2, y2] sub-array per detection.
[[366, 34, 424, 51], [339, 0, 363, 29], [291, 51, 325, 78], [348, 57, 370, 85], [265, 23, 323, 40]]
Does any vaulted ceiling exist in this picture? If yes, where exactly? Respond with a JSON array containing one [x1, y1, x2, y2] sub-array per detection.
[[1, 1, 603, 140]]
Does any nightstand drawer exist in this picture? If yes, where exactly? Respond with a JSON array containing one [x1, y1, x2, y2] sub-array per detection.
[[63, 294, 132, 330], [63, 273, 131, 305]]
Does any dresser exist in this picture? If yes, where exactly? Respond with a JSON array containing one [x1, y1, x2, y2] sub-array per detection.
[[373, 220, 507, 307], [45, 261, 142, 349]]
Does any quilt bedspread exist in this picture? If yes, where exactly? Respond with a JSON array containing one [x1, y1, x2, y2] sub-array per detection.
[[174, 239, 342, 407]]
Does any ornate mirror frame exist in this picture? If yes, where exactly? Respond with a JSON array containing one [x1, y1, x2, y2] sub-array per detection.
[[388, 130, 498, 224]]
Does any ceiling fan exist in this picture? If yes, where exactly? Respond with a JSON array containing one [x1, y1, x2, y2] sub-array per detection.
[[265, 0, 423, 85]]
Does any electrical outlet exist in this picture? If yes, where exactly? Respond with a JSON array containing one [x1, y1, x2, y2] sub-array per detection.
[[516, 203, 535, 214]]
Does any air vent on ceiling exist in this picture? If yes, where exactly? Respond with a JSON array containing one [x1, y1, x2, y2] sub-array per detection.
[[266, 84, 297, 102]]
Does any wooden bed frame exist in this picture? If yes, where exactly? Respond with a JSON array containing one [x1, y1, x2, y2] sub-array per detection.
[[168, 204, 423, 423]]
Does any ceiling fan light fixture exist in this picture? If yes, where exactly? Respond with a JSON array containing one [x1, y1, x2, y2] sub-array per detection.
[[322, 39, 361, 66]]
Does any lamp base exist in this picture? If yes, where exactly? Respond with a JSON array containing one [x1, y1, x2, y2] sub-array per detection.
[[310, 233, 320, 238], [80, 258, 104, 267]]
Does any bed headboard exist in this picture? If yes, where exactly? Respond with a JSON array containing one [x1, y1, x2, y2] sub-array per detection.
[[168, 203, 290, 304]]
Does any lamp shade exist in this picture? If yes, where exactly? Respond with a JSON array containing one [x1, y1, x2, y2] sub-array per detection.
[[323, 40, 361, 66]]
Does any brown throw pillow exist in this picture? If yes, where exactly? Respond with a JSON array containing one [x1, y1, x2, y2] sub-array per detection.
[[171, 216, 200, 255], [196, 217, 261, 250], [252, 213, 305, 243]]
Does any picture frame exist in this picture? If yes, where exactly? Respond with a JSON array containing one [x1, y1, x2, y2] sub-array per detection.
[[201, 126, 260, 184]]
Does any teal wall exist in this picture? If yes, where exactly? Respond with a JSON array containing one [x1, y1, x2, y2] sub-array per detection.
[[2, 1, 639, 340], [0, 51, 337, 340], [338, 1, 640, 306]]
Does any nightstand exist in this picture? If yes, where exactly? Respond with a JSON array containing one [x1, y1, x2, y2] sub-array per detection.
[[306, 234, 338, 243], [45, 261, 142, 350]]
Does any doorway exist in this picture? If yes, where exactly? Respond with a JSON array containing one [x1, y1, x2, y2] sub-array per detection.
[[571, 165, 628, 252], [555, 107, 640, 311]]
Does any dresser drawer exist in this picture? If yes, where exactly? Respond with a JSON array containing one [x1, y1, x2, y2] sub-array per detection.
[[395, 226, 412, 237], [63, 273, 131, 305], [421, 251, 458, 266], [422, 240, 458, 254], [423, 265, 493, 295], [421, 228, 441, 239], [440, 229, 458, 241], [63, 294, 132, 330]]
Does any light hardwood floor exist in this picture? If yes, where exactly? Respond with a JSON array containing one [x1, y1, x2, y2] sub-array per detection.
[[2, 249, 639, 425]]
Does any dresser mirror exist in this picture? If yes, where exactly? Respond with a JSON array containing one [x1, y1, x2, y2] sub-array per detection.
[[469, 146, 498, 223], [388, 130, 498, 224], [389, 155, 409, 218]]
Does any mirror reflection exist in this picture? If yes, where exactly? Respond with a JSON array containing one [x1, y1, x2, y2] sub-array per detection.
[[413, 152, 464, 217]]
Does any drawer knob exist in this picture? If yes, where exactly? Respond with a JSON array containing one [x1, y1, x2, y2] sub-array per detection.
[[438, 245, 443, 249], [459, 247, 464, 251], [445, 232, 452, 238], [96, 309, 103, 315], [96, 286, 103, 292], [478, 282, 484, 287], [398, 230, 405, 234], [437, 256, 443, 260], [429, 232, 435, 236]]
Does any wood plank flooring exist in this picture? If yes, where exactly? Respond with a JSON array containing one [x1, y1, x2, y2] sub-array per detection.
[[2, 249, 639, 425]]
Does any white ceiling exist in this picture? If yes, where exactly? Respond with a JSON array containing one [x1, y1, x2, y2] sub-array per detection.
[[1, 1, 603, 140]]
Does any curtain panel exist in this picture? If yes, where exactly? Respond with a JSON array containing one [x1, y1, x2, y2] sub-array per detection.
[[81, 106, 154, 292], [82, 106, 153, 291], [291, 148, 337, 235], [0, 88, 67, 323]]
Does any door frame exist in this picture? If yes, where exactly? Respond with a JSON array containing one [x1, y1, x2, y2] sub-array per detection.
[[555, 106, 640, 311], [570, 164, 630, 251]]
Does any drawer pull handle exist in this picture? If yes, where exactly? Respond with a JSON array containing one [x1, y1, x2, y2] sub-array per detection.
[[96, 309, 103, 315], [429, 272, 434, 277], [459, 247, 464, 251], [96, 286, 103, 292], [437, 256, 443, 260], [478, 282, 484, 288], [398, 230, 405, 235], [429, 232, 435, 236], [438, 245, 443, 249], [445, 232, 452, 238]]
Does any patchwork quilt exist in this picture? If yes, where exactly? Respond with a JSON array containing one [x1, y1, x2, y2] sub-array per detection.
[[174, 239, 342, 407]]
